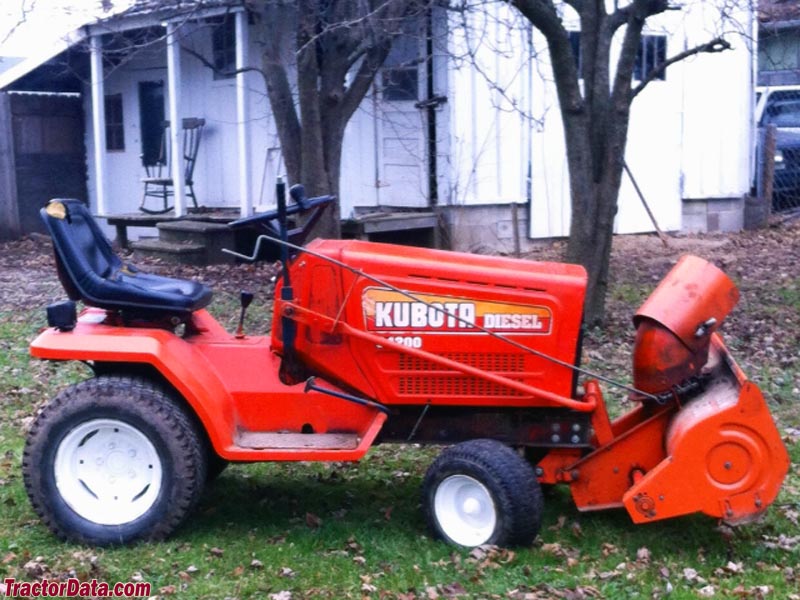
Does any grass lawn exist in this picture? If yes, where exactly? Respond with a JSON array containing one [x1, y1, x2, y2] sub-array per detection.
[[0, 227, 798, 599]]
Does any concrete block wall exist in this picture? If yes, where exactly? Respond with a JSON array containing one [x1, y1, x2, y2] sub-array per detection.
[[443, 204, 541, 255], [681, 197, 745, 233]]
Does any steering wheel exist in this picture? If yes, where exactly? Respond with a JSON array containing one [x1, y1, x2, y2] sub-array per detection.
[[228, 185, 335, 232]]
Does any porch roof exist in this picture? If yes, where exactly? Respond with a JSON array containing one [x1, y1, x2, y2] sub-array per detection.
[[0, 28, 86, 91], [0, 0, 245, 91]]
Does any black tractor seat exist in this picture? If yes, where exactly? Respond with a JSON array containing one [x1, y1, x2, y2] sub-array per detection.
[[41, 199, 212, 317]]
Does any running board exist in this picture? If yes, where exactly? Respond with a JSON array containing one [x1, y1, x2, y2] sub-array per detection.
[[236, 431, 360, 450]]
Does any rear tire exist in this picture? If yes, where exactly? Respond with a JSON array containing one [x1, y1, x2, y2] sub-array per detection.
[[23, 376, 206, 545], [422, 439, 543, 547]]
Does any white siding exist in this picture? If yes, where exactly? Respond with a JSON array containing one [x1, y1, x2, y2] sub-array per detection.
[[679, 1, 754, 200], [439, 1, 752, 239], [447, 4, 531, 208]]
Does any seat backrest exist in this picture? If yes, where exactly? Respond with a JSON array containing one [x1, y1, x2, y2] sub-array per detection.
[[143, 120, 170, 178], [41, 199, 122, 302], [181, 117, 205, 182]]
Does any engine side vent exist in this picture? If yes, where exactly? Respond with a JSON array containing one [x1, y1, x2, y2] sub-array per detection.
[[396, 353, 526, 398], [397, 375, 524, 397], [397, 352, 525, 373]]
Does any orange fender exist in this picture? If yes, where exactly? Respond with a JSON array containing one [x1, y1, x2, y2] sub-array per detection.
[[30, 309, 237, 454]]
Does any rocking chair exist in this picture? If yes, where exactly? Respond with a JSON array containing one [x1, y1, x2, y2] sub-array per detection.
[[140, 117, 205, 214]]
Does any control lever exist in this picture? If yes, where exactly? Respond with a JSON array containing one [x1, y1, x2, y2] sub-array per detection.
[[235, 291, 255, 338]]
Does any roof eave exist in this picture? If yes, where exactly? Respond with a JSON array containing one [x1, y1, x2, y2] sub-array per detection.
[[0, 27, 87, 91]]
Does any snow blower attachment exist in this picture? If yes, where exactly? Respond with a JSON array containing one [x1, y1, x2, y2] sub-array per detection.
[[26, 184, 789, 548]]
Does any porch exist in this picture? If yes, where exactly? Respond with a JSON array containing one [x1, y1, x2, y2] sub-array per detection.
[[104, 207, 442, 265]]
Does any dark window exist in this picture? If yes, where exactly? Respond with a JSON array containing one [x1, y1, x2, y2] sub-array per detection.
[[565, 31, 665, 82], [634, 35, 667, 81], [383, 68, 419, 101], [382, 26, 420, 101], [104, 94, 124, 151], [212, 16, 236, 80]]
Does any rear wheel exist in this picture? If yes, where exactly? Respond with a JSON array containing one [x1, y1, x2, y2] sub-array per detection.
[[23, 376, 206, 545], [422, 439, 543, 547]]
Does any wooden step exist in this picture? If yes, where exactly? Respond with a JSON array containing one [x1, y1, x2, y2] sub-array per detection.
[[236, 431, 360, 450], [157, 219, 232, 243], [129, 238, 206, 266], [156, 221, 235, 265]]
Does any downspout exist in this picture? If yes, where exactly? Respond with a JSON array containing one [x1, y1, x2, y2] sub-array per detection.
[[425, 6, 438, 208]]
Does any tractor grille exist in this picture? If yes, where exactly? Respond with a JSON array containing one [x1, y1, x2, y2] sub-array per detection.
[[397, 352, 525, 372], [396, 353, 526, 398]]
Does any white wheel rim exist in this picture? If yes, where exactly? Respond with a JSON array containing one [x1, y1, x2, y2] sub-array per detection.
[[54, 419, 163, 526], [433, 474, 497, 547]]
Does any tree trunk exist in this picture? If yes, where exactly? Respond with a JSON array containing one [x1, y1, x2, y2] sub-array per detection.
[[257, 0, 409, 242], [562, 104, 631, 326]]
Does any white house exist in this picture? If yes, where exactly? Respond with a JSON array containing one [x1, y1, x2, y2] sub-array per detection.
[[0, 0, 757, 253]]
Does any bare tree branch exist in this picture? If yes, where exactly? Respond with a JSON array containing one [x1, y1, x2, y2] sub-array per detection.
[[630, 36, 732, 99], [509, 0, 583, 113], [1, 0, 37, 47]]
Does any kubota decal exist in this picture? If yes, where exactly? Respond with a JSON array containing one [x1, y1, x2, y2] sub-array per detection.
[[362, 288, 552, 334]]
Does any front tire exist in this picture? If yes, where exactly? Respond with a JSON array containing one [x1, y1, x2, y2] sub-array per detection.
[[422, 439, 543, 547], [23, 376, 207, 545]]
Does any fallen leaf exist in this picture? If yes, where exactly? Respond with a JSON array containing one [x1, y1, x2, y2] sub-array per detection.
[[279, 566, 295, 578], [441, 582, 467, 597], [305, 512, 322, 529], [209, 547, 224, 557], [600, 543, 617, 556], [250, 559, 264, 570], [23, 557, 47, 577], [698, 584, 715, 597], [549, 515, 567, 531], [570, 521, 583, 538]]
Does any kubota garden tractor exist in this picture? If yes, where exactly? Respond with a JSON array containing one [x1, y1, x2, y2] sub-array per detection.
[[24, 181, 789, 548]]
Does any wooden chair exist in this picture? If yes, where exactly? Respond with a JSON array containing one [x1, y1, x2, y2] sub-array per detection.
[[140, 117, 205, 214]]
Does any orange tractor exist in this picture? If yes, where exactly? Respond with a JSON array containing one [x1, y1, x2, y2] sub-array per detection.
[[25, 182, 789, 547]]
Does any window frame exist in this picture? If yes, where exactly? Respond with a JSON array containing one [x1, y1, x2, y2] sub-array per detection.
[[211, 15, 236, 80], [633, 34, 667, 82], [104, 93, 125, 152]]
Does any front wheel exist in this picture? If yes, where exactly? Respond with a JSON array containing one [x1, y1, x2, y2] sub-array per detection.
[[23, 376, 207, 545], [422, 439, 543, 547]]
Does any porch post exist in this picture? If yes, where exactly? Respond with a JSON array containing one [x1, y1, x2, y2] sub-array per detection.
[[235, 9, 252, 217], [89, 35, 108, 215], [166, 21, 186, 217]]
